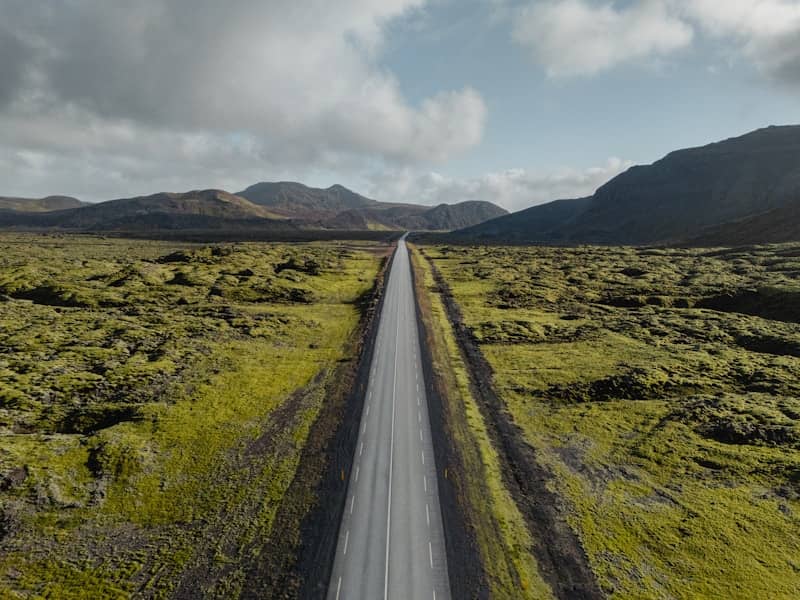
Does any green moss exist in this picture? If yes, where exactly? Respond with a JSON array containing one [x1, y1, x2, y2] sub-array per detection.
[[424, 242, 800, 599], [0, 234, 384, 596]]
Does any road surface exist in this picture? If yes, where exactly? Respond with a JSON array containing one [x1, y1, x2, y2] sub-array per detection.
[[328, 237, 451, 600]]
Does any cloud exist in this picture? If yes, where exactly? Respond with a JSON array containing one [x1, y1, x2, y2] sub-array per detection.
[[0, 0, 486, 200], [677, 0, 800, 85], [366, 158, 633, 211], [509, 0, 800, 85], [511, 0, 693, 77]]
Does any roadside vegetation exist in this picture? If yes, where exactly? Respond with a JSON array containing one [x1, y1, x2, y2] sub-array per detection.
[[0, 233, 385, 598], [409, 244, 552, 599], [419, 243, 800, 599]]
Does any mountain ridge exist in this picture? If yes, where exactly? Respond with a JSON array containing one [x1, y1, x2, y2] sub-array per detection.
[[0, 183, 507, 232], [457, 125, 800, 245]]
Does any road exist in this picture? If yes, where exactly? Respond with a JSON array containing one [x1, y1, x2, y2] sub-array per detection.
[[327, 237, 451, 600]]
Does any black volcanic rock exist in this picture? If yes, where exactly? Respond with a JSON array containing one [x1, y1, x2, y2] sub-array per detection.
[[459, 125, 800, 245]]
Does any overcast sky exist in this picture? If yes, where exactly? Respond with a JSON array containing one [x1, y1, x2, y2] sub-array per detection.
[[1, 0, 800, 210]]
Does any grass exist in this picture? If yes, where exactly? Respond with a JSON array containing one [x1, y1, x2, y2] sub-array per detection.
[[409, 243, 553, 599], [421, 243, 800, 599], [0, 234, 385, 597]]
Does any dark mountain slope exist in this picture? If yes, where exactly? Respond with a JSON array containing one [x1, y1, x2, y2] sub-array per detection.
[[456, 197, 591, 242], [0, 195, 84, 212], [458, 125, 800, 245], [687, 197, 800, 246], [333, 200, 508, 231]]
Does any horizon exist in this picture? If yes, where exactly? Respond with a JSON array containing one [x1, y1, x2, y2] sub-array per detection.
[[18, 122, 799, 213], [2, 2, 800, 209]]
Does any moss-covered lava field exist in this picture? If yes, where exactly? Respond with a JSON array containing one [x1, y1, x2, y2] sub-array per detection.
[[418, 243, 800, 599], [0, 234, 386, 598]]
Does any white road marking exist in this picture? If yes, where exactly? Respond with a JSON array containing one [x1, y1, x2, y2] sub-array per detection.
[[343, 530, 350, 555], [420, 430, 423, 442], [366, 404, 370, 417], [429, 541, 434, 568], [359, 441, 364, 457], [424, 475, 427, 492], [426, 503, 430, 526], [350, 495, 355, 514], [336, 577, 342, 600], [355, 465, 360, 482], [421, 451, 425, 465], [362, 421, 367, 434], [384, 295, 400, 600], [417, 396, 420, 406]]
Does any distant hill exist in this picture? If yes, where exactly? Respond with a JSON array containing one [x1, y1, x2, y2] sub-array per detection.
[[238, 181, 507, 230], [0, 184, 506, 233], [237, 182, 377, 219], [0, 195, 84, 212], [0, 190, 291, 231], [458, 125, 800, 245]]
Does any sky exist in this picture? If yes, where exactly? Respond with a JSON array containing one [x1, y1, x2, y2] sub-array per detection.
[[1, 0, 800, 211]]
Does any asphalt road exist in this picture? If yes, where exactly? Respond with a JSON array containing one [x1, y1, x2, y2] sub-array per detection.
[[328, 238, 451, 600]]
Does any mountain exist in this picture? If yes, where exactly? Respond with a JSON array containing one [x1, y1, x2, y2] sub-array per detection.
[[238, 181, 507, 230], [459, 125, 800, 245], [0, 195, 84, 212], [0, 190, 290, 231], [0, 183, 506, 233], [237, 182, 377, 219], [688, 197, 800, 246], [457, 197, 592, 242], [331, 200, 508, 231]]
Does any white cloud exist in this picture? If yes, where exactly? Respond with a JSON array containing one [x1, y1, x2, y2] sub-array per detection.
[[676, 0, 800, 84], [510, 0, 800, 84], [0, 0, 486, 200], [366, 158, 633, 211], [512, 0, 693, 77]]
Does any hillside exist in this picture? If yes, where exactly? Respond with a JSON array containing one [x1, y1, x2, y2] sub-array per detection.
[[237, 182, 377, 219], [0, 195, 84, 212], [0, 190, 290, 231], [332, 200, 508, 231], [459, 125, 800, 245], [0, 183, 507, 233], [688, 197, 800, 246], [239, 181, 507, 230]]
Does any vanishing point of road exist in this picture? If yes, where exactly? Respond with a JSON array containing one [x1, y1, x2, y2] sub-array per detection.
[[328, 237, 451, 600]]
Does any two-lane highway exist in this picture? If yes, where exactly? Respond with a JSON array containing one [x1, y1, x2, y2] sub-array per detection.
[[328, 237, 451, 600]]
